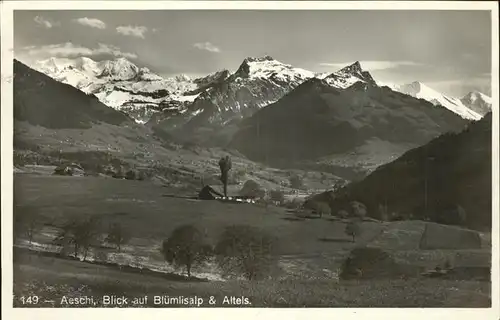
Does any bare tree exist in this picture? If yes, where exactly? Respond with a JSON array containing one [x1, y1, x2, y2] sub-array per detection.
[[218, 155, 232, 198], [105, 222, 130, 252], [161, 225, 212, 278], [78, 217, 102, 261], [215, 225, 276, 280], [345, 220, 361, 242], [54, 216, 101, 261], [14, 208, 42, 244]]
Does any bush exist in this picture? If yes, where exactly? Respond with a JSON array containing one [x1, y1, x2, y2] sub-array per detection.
[[350, 201, 367, 219], [337, 210, 350, 219], [289, 175, 304, 190], [340, 247, 404, 280], [284, 198, 303, 209], [94, 250, 109, 263], [239, 180, 265, 198], [161, 225, 212, 278], [125, 169, 136, 180], [269, 190, 285, 205], [304, 200, 331, 217], [215, 225, 276, 280], [233, 169, 247, 183], [109, 165, 125, 179], [53, 164, 73, 176]]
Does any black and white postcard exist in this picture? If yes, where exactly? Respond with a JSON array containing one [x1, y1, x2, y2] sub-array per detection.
[[1, 1, 499, 319]]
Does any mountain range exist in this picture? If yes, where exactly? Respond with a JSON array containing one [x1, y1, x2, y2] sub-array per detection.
[[27, 56, 491, 127], [31, 57, 229, 124], [16, 55, 492, 178], [230, 75, 469, 175], [387, 81, 486, 120]]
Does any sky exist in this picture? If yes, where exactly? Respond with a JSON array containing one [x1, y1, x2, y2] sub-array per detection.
[[13, 10, 492, 97]]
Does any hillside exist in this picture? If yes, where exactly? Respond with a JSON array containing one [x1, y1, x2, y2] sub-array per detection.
[[14, 59, 132, 129], [230, 74, 470, 174], [322, 113, 492, 230]]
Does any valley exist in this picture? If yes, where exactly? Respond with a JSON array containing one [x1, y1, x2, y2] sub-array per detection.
[[11, 52, 494, 308]]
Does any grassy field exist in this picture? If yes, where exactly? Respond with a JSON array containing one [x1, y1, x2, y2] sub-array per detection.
[[13, 251, 491, 308], [12, 174, 492, 307]]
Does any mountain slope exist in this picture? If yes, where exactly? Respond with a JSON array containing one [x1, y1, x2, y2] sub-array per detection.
[[14, 59, 132, 129], [394, 81, 482, 120], [152, 56, 315, 145], [230, 74, 470, 174], [460, 91, 492, 116], [324, 113, 492, 230]]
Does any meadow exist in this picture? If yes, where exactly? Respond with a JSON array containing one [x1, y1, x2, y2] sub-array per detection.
[[12, 173, 492, 307]]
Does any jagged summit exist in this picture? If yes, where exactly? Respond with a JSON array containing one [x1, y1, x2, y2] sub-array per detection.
[[233, 55, 314, 81], [460, 90, 492, 116], [323, 61, 376, 89], [175, 74, 192, 82], [462, 90, 491, 103], [234, 55, 280, 77], [242, 55, 275, 63], [98, 57, 139, 79], [339, 61, 363, 74]]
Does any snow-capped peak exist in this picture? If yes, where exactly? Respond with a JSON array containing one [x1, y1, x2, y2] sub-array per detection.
[[98, 57, 139, 80], [315, 72, 330, 80], [233, 55, 314, 82], [322, 61, 376, 89], [462, 91, 492, 104], [35, 57, 74, 74], [242, 55, 275, 63], [395, 81, 482, 120], [339, 61, 363, 74], [460, 90, 492, 116], [175, 74, 191, 82]]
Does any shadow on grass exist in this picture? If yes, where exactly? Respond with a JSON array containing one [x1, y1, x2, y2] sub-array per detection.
[[162, 194, 198, 200], [301, 215, 322, 220], [14, 246, 209, 283], [111, 212, 130, 217], [325, 217, 341, 222], [317, 237, 353, 243], [282, 216, 306, 222]]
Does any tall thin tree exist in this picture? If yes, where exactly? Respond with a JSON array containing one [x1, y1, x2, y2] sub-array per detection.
[[218, 155, 232, 198]]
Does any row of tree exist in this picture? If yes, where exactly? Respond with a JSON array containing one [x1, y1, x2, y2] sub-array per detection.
[[14, 210, 130, 261], [55, 218, 130, 260], [14, 211, 279, 280], [161, 224, 276, 280]]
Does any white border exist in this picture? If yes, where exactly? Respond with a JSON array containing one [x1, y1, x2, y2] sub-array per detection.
[[1, 2, 499, 320]]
